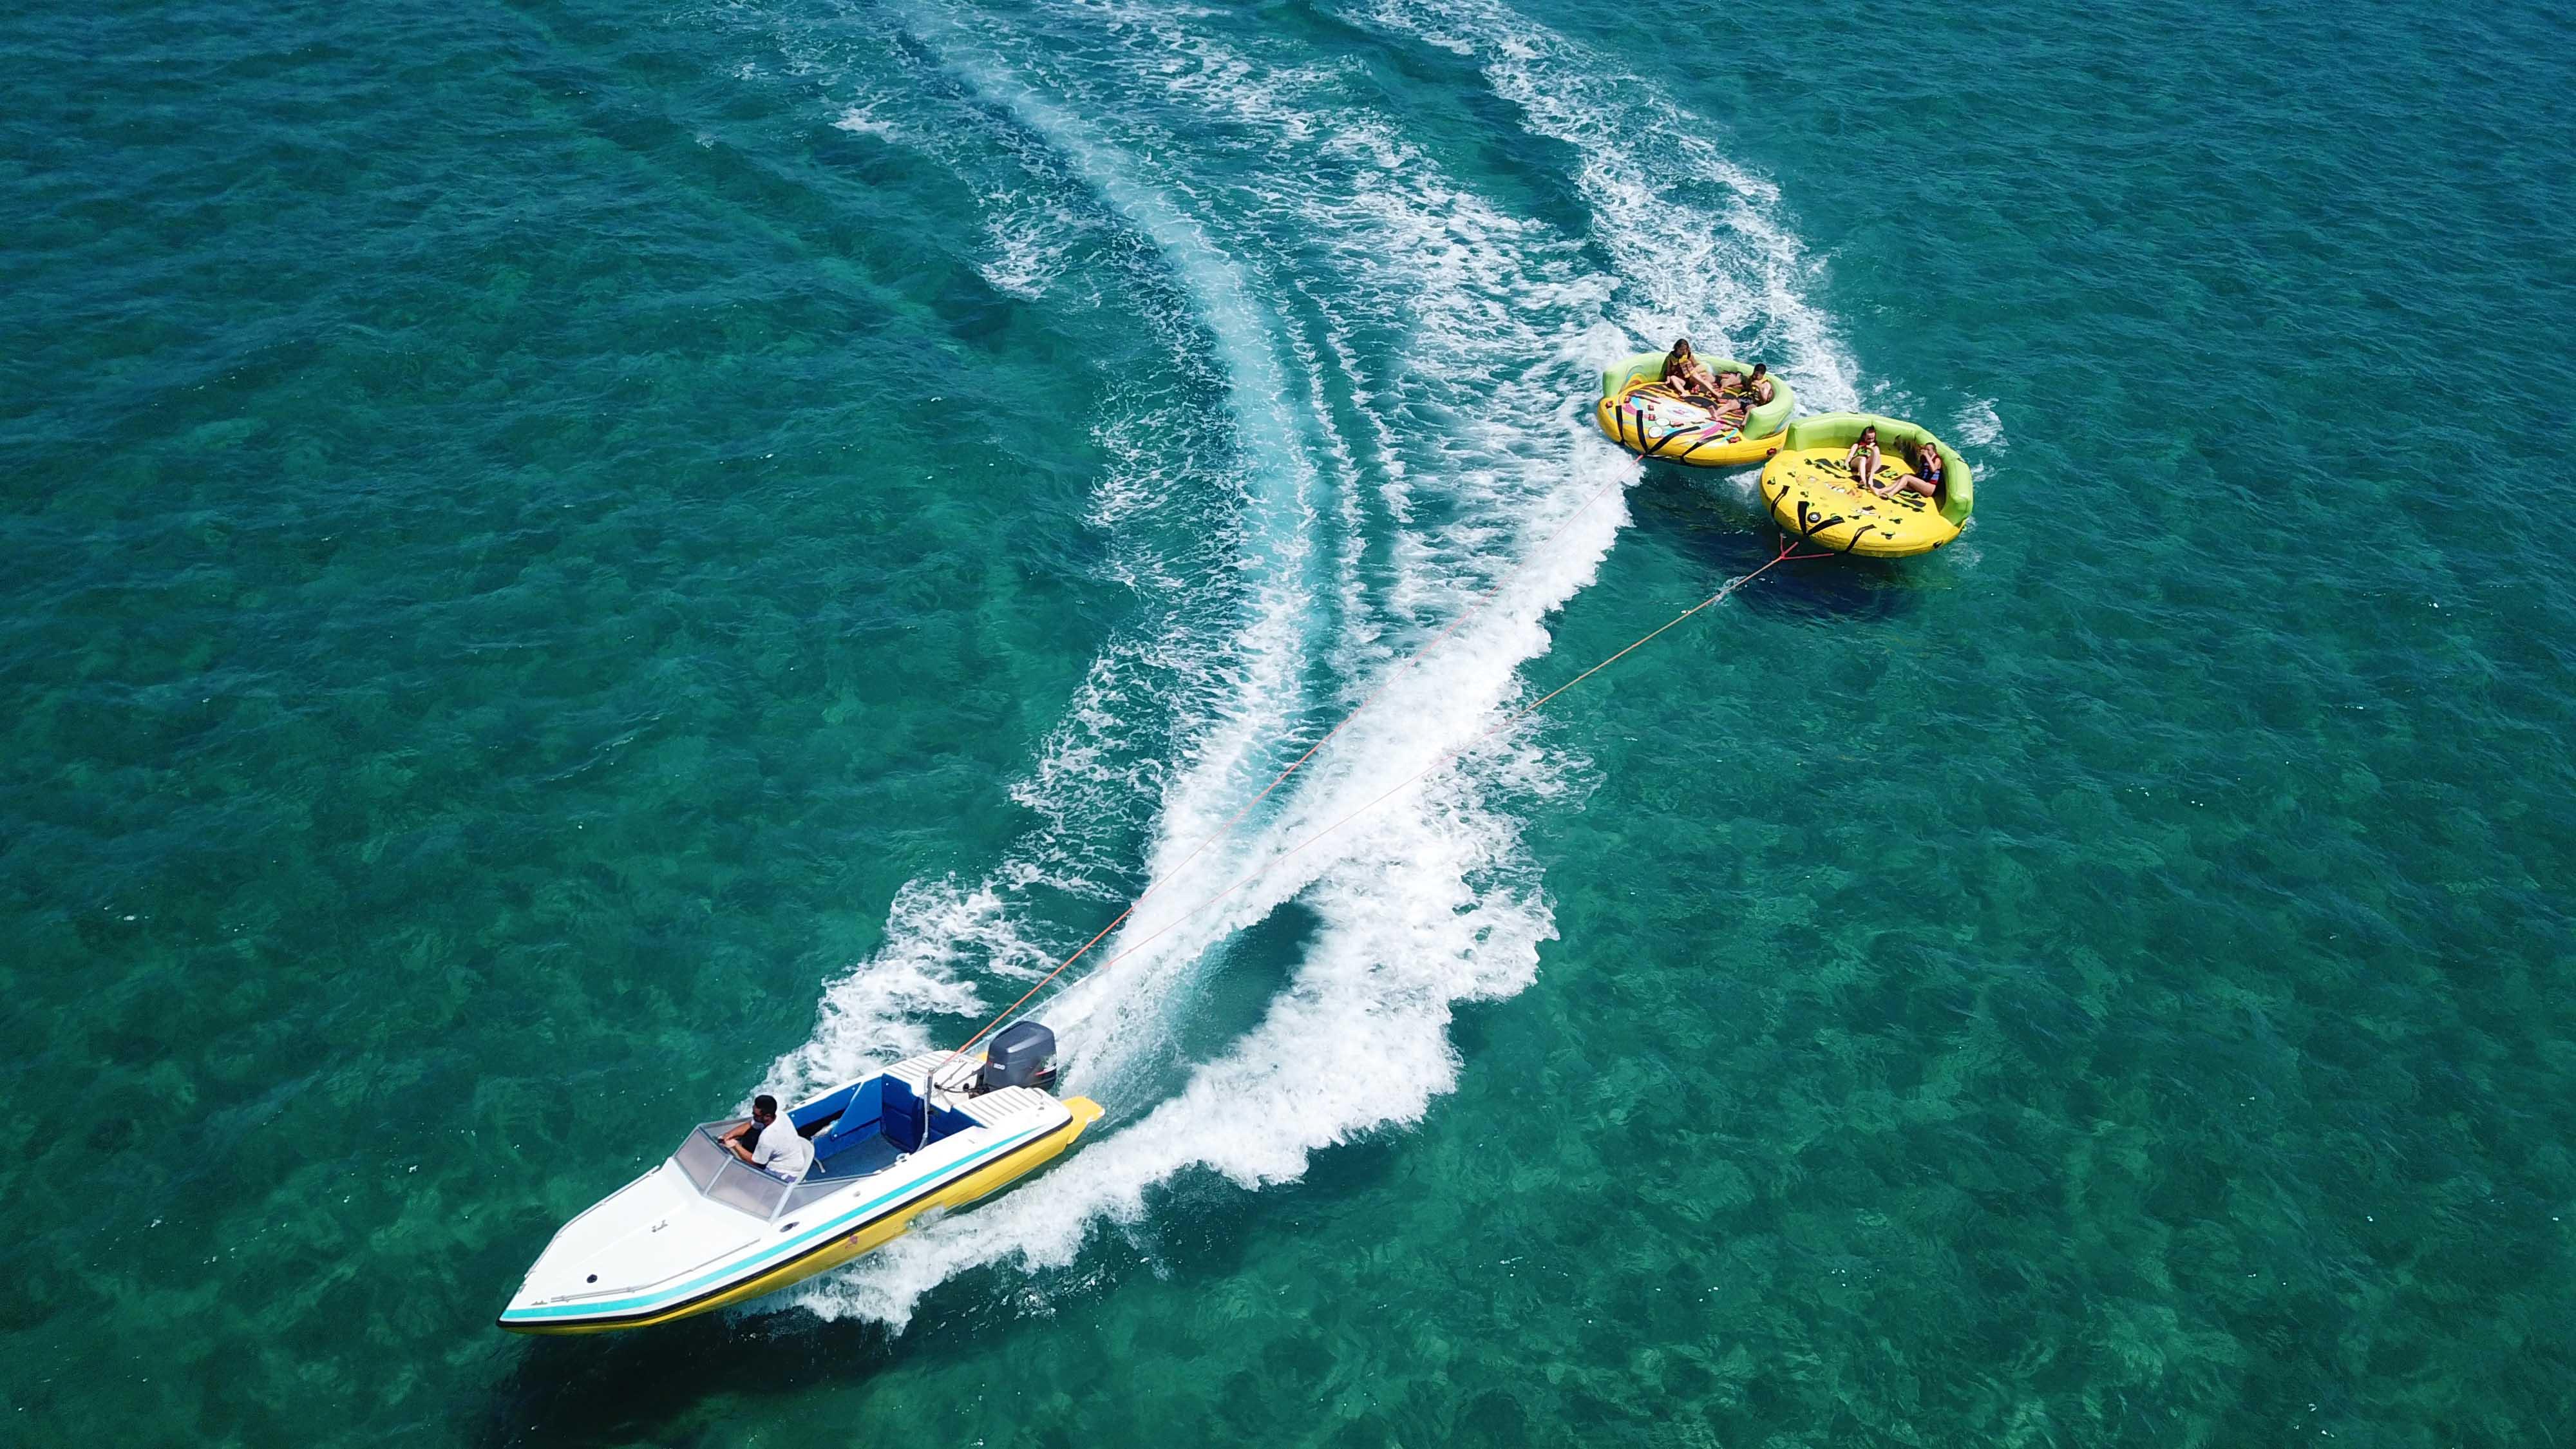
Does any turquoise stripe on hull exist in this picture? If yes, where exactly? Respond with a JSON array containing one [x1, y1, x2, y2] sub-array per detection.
[[500, 1125, 1043, 1323]]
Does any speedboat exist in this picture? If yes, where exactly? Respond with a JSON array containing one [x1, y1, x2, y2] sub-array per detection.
[[497, 1021, 1101, 1334]]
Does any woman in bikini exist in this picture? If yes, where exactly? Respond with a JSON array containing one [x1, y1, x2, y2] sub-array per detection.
[[1873, 439, 1944, 498], [1844, 424, 1884, 493], [1709, 382, 1748, 427], [1710, 369, 1751, 420]]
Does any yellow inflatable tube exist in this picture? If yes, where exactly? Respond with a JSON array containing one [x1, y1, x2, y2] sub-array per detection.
[[1758, 413, 1975, 559], [1593, 351, 1793, 467]]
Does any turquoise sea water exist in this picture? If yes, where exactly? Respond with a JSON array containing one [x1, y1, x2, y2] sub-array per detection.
[[6, 0, 2574, 1443]]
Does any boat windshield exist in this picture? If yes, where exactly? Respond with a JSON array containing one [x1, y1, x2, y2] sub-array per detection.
[[674, 1121, 797, 1220]]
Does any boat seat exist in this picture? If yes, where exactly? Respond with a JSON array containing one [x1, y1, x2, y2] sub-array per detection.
[[814, 1130, 906, 1179]]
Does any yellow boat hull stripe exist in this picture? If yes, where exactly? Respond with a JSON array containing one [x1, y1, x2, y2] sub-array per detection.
[[498, 1097, 1103, 1334]]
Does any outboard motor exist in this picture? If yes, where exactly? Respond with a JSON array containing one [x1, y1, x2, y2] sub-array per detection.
[[978, 1021, 1058, 1094]]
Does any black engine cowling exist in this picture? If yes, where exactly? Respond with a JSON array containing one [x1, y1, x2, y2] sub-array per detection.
[[978, 1020, 1058, 1094]]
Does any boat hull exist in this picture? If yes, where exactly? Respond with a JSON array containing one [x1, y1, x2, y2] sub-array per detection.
[[498, 1096, 1102, 1334]]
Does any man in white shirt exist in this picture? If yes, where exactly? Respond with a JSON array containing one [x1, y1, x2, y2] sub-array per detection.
[[719, 1095, 814, 1181]]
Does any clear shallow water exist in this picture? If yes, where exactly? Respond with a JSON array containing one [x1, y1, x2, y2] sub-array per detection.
[[4, 0, 2572, 1443]]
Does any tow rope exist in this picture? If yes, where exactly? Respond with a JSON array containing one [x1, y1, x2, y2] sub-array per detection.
[[934, 473, 1622, 1072], [942, 507, 1824, 1070]]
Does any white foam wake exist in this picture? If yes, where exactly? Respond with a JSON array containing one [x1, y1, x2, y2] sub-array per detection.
[[1349, 0, 1861, 414], [727, 0, 1861, 1329]]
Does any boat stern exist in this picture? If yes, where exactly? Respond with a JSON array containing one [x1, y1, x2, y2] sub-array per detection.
[[1064, 1096, 1103, 1139]]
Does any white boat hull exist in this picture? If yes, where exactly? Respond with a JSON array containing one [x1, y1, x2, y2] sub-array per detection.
[[499, 1054, 1101, 1334]]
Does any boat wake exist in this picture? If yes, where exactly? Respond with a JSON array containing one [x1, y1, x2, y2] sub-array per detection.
[[729, 0, 1861, 1329], [1348, 0, 1861, 415]]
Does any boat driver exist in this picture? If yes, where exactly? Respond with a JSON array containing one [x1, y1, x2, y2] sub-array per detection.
[[720, 1094, 815, 1181]]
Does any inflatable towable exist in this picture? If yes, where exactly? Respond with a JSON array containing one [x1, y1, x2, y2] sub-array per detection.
[[1594, 352, 1794, 467], [1758, 413, 1975, 558]]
